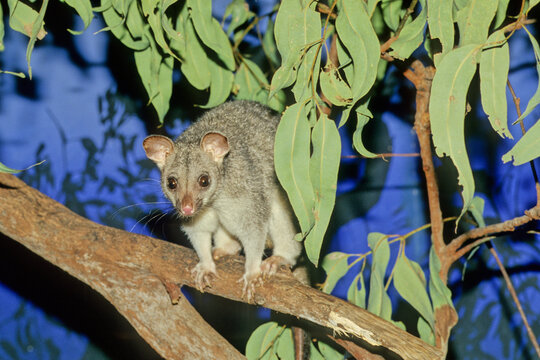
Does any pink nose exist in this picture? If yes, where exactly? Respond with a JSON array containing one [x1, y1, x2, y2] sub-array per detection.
[[182, 206, 194, 216]]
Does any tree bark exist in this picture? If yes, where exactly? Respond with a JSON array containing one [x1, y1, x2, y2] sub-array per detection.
[[0, 173, 443, 360]]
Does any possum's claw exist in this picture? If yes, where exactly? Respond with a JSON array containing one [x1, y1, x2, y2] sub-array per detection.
[[191, 262, 217, 292]]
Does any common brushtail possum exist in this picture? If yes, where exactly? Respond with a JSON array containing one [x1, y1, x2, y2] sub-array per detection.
[[143, 100, 302, 299]]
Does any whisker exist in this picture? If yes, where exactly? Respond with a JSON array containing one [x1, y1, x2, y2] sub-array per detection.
[[111, 201, 171, 219]]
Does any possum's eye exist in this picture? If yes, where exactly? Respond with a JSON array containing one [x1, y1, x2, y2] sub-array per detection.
[[198, 174, 210, 188], [167, 177, 177, 190]]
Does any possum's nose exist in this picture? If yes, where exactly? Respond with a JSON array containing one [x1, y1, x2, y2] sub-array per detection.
[[178, 195, 195, 216]]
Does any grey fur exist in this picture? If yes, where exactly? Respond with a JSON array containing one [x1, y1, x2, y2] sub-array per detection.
[[143, 100, 302, 298]]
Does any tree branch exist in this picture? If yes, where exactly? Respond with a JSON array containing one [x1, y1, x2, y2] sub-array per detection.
[[0, 173, 444, 360]]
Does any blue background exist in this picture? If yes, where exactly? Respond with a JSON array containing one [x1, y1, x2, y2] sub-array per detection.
[[0, 2, 539, 359]]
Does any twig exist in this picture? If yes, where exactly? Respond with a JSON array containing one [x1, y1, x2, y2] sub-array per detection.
[[341, 153, 420, 159], [448, 206, 540, 261], [487, 243, 540, 358]]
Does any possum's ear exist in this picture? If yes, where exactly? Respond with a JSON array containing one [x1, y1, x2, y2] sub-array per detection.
[[201, 132, 229, 163], [143, 135, 175, 169]]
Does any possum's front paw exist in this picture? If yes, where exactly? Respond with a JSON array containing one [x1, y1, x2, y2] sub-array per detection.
[[191, 262, 217, 292], [239, 270, 263, 302], [261, 255, 292, 278]]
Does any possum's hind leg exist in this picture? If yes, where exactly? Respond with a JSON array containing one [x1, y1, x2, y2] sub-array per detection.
[[212, 226, 241, 260]]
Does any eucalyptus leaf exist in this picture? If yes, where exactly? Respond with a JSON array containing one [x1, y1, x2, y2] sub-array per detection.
[[0, 5, 4, 52], [347, 272, 366, 308], [381, 0, 403, 31], [101, 5, 148, 51], [224, 0, 253, 35], [335, 0, 380, 124], [513, 29, 540, 124], [427, 0, 454, 64], [321, 252, 349, 294], [319, 65, 353, 106], [262, 17, 280, 69], [393, 252, 434, 332], [418, 317, 435, 345], [306, 114, 341, 265], [63, 0, 93, 35], [367, 233, 393, 321], [456, 0, 497, 46], [468, 196, 486, 228], [274, 103, 315, 236], [389, 0, 427, 60], [352, 101, 377, 158], [0, 160, 45, 174], [245, 322, 282, 360], [318, 341, 345, 359], [276, 328, 294, 360], [200, 58, 234, 109], [479, 30, 512, 139], [493, 0, 510, 29], [428, 247, 454, 311], [502, 118, 540, 165], [181, 12, 211, 90], [430, 44, 480, 225]]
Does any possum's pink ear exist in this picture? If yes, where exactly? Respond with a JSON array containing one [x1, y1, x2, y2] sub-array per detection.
[[143, 135, 175, 169], [201, 132, 229, 163]]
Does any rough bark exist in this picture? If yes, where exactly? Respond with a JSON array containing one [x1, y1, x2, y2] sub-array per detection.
[[0, 173, 443, 359]]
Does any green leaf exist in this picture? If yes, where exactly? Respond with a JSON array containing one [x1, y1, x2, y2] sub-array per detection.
[[276, 328, 294, 360], [134, 40, 173, 122], [513, 29, 540, 124], [381, 0, 403, 31], [100, 4, 149, 51], [502, 119, 540, 165], [224, 0, 253, 35], [528, 0, 540, 11], [428, 247, 454, 311], [418, 317, 435, 345], [306, 114, 341, 265], [347, 271, 366, 308], [270, 0, 319, 100], [309, 342, 325, 360], [0, 4, 5, 52], [479, 30, 512, 139], [318, 341, 345, 359], [321, 252, 349, 293], [274, 103, 315, 235], [393, 252, 434, 332], [245, 322, 282, 360], [493, 0, 510, 29], [142, 0, 177, 59], [262, 17, 280, 69], [430, 44, 480, 225], [335, 0, 380, 124], [63, 0, 93, 35], [456, 0, 498, 46], [291, 1, 321, 103], [319, 65, 353, 106], [468, 196, 486, 228], [0, 160, 45, 174], [180, 12, 211, 90], [200, 57, 234, 109], [188, 0, 235, 70], [352, 101, 377, 158], [389, 0, 427, 60], [367, 233, 393, 321], [427, 0, 454, 64]]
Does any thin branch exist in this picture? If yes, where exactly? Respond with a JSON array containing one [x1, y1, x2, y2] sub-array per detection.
[[0, 173, 444, 360], [487, 244, 540, 358], [448, 206, 540, 262], [341, 153, 420, 159]]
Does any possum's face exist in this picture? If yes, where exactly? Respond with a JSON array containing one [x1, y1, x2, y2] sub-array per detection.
[[143, 133, 229, 218]]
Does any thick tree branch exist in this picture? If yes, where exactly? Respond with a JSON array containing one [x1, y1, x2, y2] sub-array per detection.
[[0, 173, 444, 360]]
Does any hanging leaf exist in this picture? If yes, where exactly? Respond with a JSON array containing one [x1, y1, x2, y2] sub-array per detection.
[[513, 29, 540, 124], [101, 3, 148, 51], [427, 0, 454, 64], [187, 0, 235, 70], [418, 317, 435, 345], [335, 0, 380, 125], [305, 114, 341, 265], [262, 17, 280, 69], [430, 44, 480, 225], [276, 328, 294, 359], [352, 101, 378, 158], [321, 252, 349, 294], [479, 30, 512, 139], [347, 271, 367, 308], [0, 4, 4, 52], [367, 233, 393, 321], [468, 196, 486, 228], [319, 65, 353, 106], [180, 11, 211, 90], [428, 247, 454, 311], [502, 119, 540, 166], [456, 0, 498, 46], [0, 160, 45, 174], [245, 322, 282, 360], [318, 341, 345, 359], [142, 0, 177, 59], [393, 252, 434, 334], [274, 103, 315, 236], [62, 0, 93, 35], [134, 39, 173, 122], [223, 0, 253, 35], [389, 0, 427, 60], [493, 0, 510, 29], [200, 57, 234, 109], [381, 0, 403, 31]]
